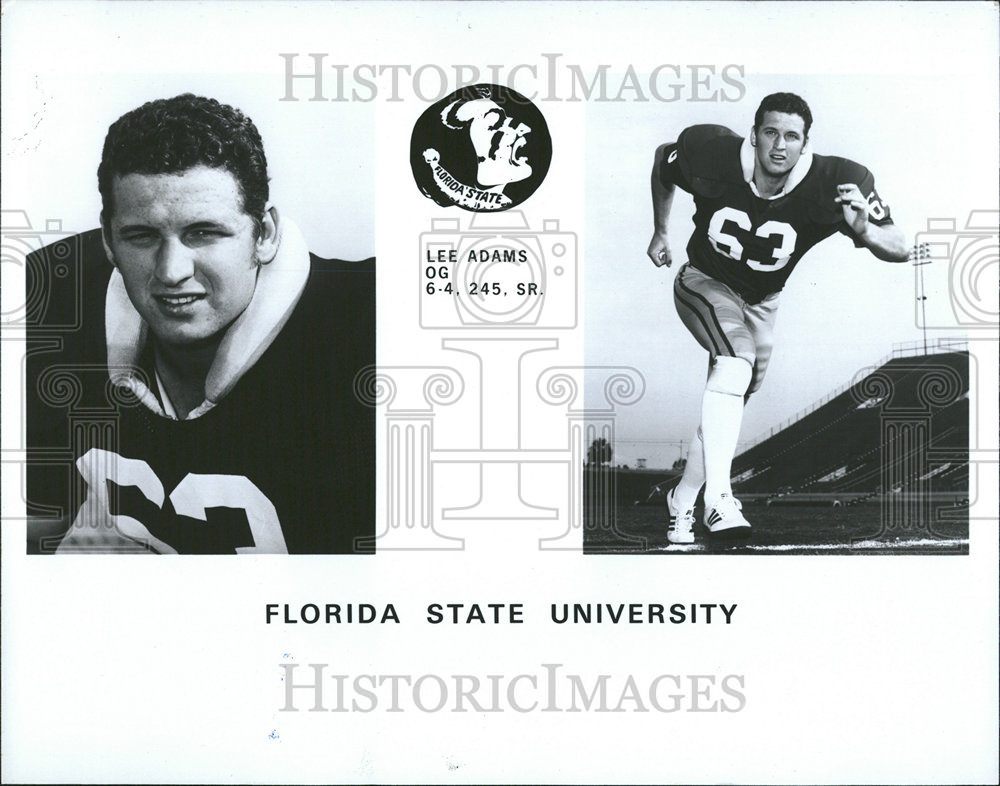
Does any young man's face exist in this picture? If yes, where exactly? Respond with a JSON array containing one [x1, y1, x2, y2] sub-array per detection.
[[752, 111, 807, 179], [104, 165, 265, 348]]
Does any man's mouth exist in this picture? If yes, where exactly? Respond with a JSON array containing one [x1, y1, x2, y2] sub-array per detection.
[[154, 294, 205, 313]]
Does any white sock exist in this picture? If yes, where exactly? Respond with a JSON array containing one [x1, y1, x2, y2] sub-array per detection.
[[701, 389, 744, 506], [673, 427, 704, 511]]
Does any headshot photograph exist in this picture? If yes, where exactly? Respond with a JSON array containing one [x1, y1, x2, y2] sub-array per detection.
[[21, 91, 376, 554]]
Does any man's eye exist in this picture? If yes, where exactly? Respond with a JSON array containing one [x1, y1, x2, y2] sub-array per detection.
[[188, 229, 224, 242], [121, 232, 156, 245]]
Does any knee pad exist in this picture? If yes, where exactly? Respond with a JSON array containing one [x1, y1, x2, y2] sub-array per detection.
[[706, 356, 753, 397]]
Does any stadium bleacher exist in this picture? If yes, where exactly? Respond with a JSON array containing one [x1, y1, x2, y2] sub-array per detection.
[[731, 344, 969, 503]]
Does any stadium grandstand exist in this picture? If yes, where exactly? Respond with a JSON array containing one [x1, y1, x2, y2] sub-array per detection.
[[731, 339, 969, 507], [614, 339, 969, 505]]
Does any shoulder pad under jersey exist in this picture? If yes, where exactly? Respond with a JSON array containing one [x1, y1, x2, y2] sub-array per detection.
[[676, 124, 744, 198], [797, 153, 876, 225]]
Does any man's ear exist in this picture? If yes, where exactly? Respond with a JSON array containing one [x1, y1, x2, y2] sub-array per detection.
[[99, 213, 116, 266], [749, 128, 757, 147], [255, 205, 281, 265]]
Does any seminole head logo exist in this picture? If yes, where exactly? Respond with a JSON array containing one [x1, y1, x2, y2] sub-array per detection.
[[411, 84, 551, 212]]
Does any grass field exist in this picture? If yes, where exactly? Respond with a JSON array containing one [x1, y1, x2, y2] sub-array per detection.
[[583, 500, 970, 555]]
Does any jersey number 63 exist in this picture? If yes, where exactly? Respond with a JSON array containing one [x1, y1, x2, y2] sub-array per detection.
[[707, 207, 798, 272]]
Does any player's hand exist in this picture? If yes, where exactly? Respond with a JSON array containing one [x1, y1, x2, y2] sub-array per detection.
[[835, 183, 869, 236], [647, 232, 672, 267]]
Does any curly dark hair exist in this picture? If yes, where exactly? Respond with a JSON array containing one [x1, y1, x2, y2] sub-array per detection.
[[754, 92, 813, 138], [98, 94, 269, 233]]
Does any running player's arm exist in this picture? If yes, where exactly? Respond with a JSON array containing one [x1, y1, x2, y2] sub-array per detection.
[[835, 182, 909, 262], [648, 143, 676, 267]]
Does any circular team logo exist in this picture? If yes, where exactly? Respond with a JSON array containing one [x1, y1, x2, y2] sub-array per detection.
[[410, 84, 551, 212]]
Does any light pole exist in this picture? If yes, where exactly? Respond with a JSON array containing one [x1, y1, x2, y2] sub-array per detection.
[[911, 242, 932, 355]]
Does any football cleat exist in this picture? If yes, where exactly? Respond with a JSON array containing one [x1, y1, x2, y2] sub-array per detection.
[[704, 494, 752, 540], [666, 486, 696, 544]]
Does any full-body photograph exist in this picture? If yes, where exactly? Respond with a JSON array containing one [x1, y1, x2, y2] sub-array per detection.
[[647, 92, 908, 544]]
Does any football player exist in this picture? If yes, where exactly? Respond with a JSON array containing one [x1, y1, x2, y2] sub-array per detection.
[[646, 92, 908, 544], [26, 94, 375, 554]]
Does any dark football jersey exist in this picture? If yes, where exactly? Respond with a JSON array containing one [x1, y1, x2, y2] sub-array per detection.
[[26, 229, 375, 554], [659, 124, 894, 304]]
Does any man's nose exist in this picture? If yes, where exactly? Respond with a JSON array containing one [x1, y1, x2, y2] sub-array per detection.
[[774, 135, 786, 150], [154, 239, 195, 286]]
